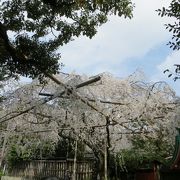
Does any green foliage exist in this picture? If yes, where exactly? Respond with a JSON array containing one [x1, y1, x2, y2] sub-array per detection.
[[157, 1, 180, 80], [53, 138, 86, 160], [33, 140, 56, 159], [0, 168, 4, 177], [163, 65, 180, 81], [6, 135, 56, 167], [0, 0, 133, 80], [157, 0, 180, 51], [6, 135, 87, 167], [117, 134, 173, 170], [7, 144, 29, 166]]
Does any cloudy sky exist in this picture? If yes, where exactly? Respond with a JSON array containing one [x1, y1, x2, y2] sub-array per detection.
[[59, 0, 180, 96]]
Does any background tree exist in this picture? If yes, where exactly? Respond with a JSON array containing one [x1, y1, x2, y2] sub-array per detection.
[[0, 0, 133, 80], [157, 0, 180, 80], [157, 0, 180, 51]]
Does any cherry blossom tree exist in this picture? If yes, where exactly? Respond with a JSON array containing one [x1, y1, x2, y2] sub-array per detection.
[[0, 71, 178, 178]]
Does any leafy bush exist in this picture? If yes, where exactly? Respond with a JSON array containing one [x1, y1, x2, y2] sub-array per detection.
[[116, 134, 173, 170]]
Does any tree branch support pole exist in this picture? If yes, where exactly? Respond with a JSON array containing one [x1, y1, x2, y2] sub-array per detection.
[[72, 138, 78, 180], [104, 140, 108, 180], [104, 116, 111, 180]]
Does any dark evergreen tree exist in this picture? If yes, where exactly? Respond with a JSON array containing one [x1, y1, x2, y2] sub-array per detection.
[[0, 0, 133, 80]]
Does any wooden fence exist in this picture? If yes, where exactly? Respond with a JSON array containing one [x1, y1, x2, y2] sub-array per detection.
[[7, 160, 94, 180]]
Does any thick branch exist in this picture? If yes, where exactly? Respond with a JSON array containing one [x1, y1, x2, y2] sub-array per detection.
[[39, 92, 128, 105], [0, 76, 101, 123]]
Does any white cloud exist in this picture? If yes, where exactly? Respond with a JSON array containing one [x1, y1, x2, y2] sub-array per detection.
[[151, 51, 180, 96], [60, 0, 173, 75], [158, 51, 180, 72]]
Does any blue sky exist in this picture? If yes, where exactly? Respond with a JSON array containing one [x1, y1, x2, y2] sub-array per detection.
[[59, 0, 180, 96]]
